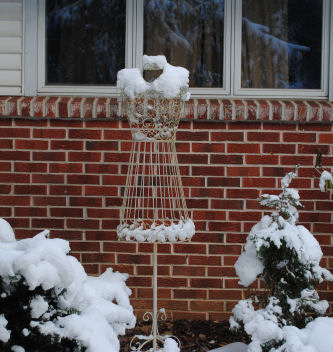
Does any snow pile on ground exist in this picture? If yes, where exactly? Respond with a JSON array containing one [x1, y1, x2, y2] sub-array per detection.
[[117, 55, 190, 101], [117, 218, 195, 242], [276, 317, 333, 352], [319, 170, 333, 192], [230, 299, 333, 352], [0, 219, 136, 352]]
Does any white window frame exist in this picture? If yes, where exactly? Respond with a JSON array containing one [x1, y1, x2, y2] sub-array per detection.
[[233, 0, 330, 99], [24, 0, 332, 99]]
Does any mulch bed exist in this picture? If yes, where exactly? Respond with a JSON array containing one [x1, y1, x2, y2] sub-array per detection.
[[120, 319, 250, 351]]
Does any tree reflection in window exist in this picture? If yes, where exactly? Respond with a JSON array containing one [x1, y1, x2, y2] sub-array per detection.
[[46, 0, 126, 85], [242, 0, 323, 89], [144, 0, 225, 88]]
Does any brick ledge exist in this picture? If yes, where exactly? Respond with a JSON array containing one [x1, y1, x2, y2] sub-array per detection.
[[0, 96, 333, 122]]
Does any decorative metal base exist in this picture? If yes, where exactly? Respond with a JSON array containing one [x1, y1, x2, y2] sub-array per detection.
[[130, 309, 181, 351]]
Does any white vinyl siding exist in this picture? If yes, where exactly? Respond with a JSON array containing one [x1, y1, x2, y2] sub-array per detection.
[[0, 0, 23, 95]]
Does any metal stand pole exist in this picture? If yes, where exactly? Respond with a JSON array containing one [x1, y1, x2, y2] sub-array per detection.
[[153, 241, 158, 351]]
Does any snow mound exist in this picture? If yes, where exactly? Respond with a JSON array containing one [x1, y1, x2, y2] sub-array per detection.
[[319, 170, 333, 192], [0, 218, 15, 243], [117, 55, 190, 101], [0, 219, 136, 352]]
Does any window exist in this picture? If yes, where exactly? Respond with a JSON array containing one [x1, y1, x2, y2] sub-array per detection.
[[33, 0, 330, 98]]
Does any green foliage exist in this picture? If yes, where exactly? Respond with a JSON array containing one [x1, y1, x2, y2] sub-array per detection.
[[0, 275, 85, 352]]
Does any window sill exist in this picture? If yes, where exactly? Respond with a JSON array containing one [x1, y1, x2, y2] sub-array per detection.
[[0, 96, 332, 122]]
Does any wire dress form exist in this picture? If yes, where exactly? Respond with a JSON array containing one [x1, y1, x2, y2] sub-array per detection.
[[117, 57, 195, 351], [117, 90, 195, 243]]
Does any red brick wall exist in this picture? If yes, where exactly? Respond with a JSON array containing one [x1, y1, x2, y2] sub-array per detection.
[[0, 96, 332, 320]]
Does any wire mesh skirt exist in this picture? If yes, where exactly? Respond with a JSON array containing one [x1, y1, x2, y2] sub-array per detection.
[[117, 139, 194, 242]]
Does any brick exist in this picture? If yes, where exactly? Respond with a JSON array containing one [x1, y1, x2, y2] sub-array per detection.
[[191, 300, 224, 311], [193, 210, 226, 221], [103, 242, 136, 252], [0, 139, 12, 149], [70, 242, 100, 252], [33, 152, 66, 162], [188, 255, 221, 265], [227, 167, 260, 177], [211, 199, 244, 210], [69, 129, 101, 139], [68, 152, 101, 162], [207, 177, 240, 187], [33, 196, 66, 206], [0, 173, 29, 183], [50, 207, 83, 217], [263, 143, 295, 154], [211, 132, 244, 141], [227, 143, 260, 154], [0, 151, 30, 161], [33, 128, 66, 139], [208, 221, 241, 232], [86, 141, 118, 151], [32, 218, 64, 229], [85, 164, 118, 174], [15, 185, 46, 195], [192, 143, 225, 153], [49, 185, 82, 196], [49, 163, 83, 173], [0, 128, 30, 138], [67, 219, 100, 229], [178, 154, 208, 164], [208, 290, 242, 300], [158, 255, 187, 265], [192, 166, 224, 176], [211, 155, 243, 164], [118, 254, 151, 265], [82, 253, 115, 263], [158, 278, 187, 287], [68, 175, 99, 185], [15, 162, 47, 173], [174, 243, 206, 254], [209, 245, 241, 255], [226, 189, 259, 199], [229, 211, 262, 221], [85, 186, 118, 196], [87, 208, 119, 218], [32, 174, 64, 184], [208, 267, 236, 277], [245, 155, 279, 165], [242, 177, 276, 188], [70, 197, 102, 207], [174, 289, 206, 299], [247, 132, 280, 142], [283, 132, 316, 143], [191, 278, 222, 288], [51, 140, 83, 150], [177, 131, 209, 141], [298, 144, 329, 155]]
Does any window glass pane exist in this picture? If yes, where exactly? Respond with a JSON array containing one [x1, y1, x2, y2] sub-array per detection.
[[46, 0, 126, 85], [241, 0, 323, 89], [144, 0, 224, 88]]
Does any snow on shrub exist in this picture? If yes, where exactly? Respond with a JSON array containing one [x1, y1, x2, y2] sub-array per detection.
[[230, 168, 333, 352], [0, 218, 136, 352]]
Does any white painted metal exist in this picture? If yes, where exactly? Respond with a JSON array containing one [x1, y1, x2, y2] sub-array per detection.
[[329, 0, 333, 101], [233, 0, 329, 99]]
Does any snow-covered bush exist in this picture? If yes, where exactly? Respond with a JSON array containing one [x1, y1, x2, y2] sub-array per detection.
[[230, 169, 333, 352], [319, 170, 333, 193], [0, 219, 136, 352]]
